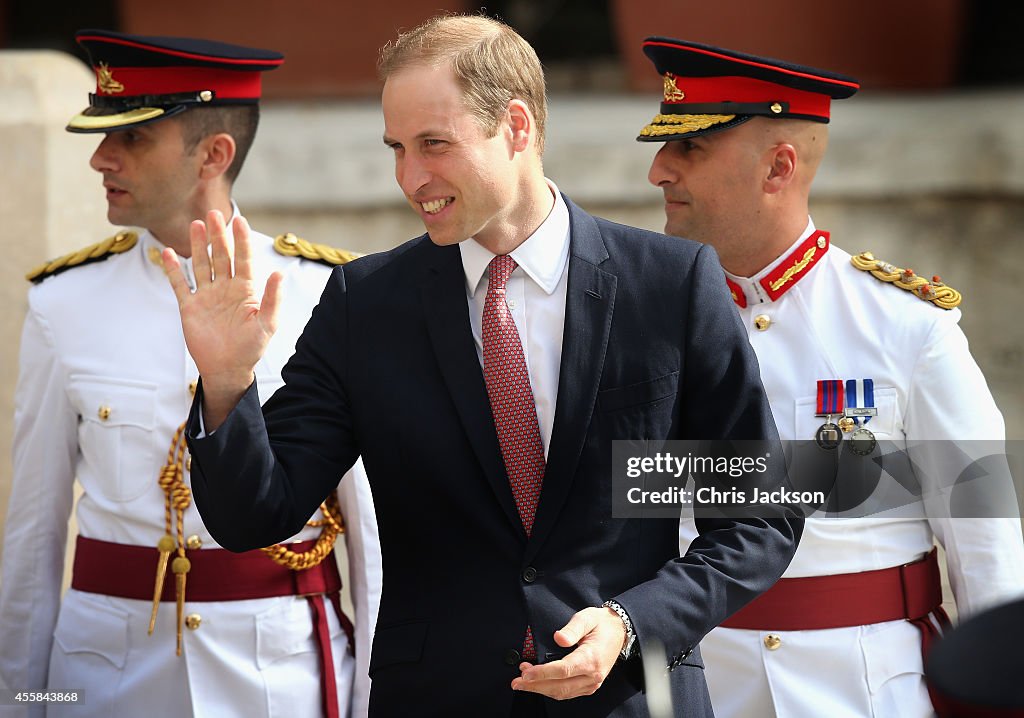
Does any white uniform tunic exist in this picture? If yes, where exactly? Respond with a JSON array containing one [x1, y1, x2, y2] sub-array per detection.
[[0, 218, 382, 718], [681, 219, 1024, 718]]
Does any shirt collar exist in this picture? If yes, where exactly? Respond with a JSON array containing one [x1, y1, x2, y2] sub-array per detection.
[[460, 179, 571, 297], [725, 217, 827, 307]]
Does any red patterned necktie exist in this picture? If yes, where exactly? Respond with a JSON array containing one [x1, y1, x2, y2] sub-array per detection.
[[482, 254, 546, 661]]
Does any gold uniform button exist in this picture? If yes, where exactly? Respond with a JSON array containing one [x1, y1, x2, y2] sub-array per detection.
[[188, 380, 198, 396], [817, 235, 827, 249], [186, 535, 202, 550], [770, 102, 783, 114], [838, 416, 856, 433], [147, 246, 163, 266], [754, 314, 772, 331], [98, 405, 112, 421], [764, 634, 782, 651], [282, 232, 299, 247], [185, 614, 202, 630]]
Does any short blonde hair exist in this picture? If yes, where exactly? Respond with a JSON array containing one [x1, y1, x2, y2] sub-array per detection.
[[378, 14, 548, 153]]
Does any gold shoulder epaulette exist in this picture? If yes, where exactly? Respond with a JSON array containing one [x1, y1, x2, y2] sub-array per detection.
[[850, 251, 962, 310], [273, 232, 362, 267], [26, 231, 138, 284]]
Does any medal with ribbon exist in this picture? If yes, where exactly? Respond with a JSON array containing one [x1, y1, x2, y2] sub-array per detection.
[[844, 379, 878, 456], [814, 379, 844, 450]]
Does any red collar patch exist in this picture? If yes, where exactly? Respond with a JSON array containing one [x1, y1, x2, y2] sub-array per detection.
[[759, 230, 829, 301], [725, 275, 747, 308]]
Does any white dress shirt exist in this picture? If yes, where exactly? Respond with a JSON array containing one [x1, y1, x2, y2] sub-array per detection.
[[459, 180, 571, 457]]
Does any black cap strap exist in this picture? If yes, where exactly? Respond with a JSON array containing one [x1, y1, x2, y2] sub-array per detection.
[[659, 101, 791, 116], [88, 90, 219, 111]]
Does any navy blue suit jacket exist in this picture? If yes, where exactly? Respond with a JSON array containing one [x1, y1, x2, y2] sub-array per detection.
[[187, 197, 802, 717]]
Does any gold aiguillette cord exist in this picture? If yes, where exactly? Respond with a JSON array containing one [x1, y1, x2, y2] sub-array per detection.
[[149, 534, 174, 634], [171, 555, 191, 656], [151, 423, 192, 654], [151, 424, 349, 655]]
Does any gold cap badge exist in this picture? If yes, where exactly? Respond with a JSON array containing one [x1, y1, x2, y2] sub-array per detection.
[[96, 62, 124, 94], [663, 73, 685, 102]]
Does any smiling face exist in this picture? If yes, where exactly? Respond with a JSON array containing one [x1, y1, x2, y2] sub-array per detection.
[[382, 62, 529, 250], [88, 117, 203, 239]]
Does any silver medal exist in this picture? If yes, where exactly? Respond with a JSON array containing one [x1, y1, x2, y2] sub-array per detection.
[[849, 427, 876, 456], [815, 422, 842, 450]]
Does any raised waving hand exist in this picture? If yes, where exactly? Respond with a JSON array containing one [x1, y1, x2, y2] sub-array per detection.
[[162, 210, 283, 430]]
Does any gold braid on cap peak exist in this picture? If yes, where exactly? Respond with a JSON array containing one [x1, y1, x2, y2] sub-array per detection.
[[639, 113, 737, 137], [26, 231, 138, 283], [273, 232, 362, 267], [851, 251, 962, 310]]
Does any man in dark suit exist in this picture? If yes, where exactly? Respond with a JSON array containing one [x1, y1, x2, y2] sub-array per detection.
[[163, 15, 802, 717]]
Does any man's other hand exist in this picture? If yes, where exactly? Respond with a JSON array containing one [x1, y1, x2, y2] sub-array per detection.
[[510, 606, 626, 700]]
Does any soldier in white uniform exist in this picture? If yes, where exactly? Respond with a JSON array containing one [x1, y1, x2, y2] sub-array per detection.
[[0, 30, 381, 718], [636, 38, 1024, 717]]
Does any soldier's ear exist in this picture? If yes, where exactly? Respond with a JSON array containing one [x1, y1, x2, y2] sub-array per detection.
[[764, 143, 797, 194], [197, 133, 237, 181]]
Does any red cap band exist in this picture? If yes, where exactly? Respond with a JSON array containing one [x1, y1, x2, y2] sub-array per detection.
[[95, 65, 263, 99], [665, 75, 832, 119]]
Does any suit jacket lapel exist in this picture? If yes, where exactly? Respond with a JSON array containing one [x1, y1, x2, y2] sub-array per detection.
[[419, 242, 526, 538], [528, 199, 617, 559]]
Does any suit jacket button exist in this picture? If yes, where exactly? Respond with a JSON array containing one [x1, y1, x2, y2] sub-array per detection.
[[522, 566, 538, 583], [504, 649, 521, 666]]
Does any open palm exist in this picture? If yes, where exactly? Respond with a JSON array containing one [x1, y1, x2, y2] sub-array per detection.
[[163, 210, 282, 428]]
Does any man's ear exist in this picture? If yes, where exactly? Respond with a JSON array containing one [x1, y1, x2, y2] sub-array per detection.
[[764, 143, 797, 194], [507, 99, 533, 153], [197, 132, 237, 180]]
